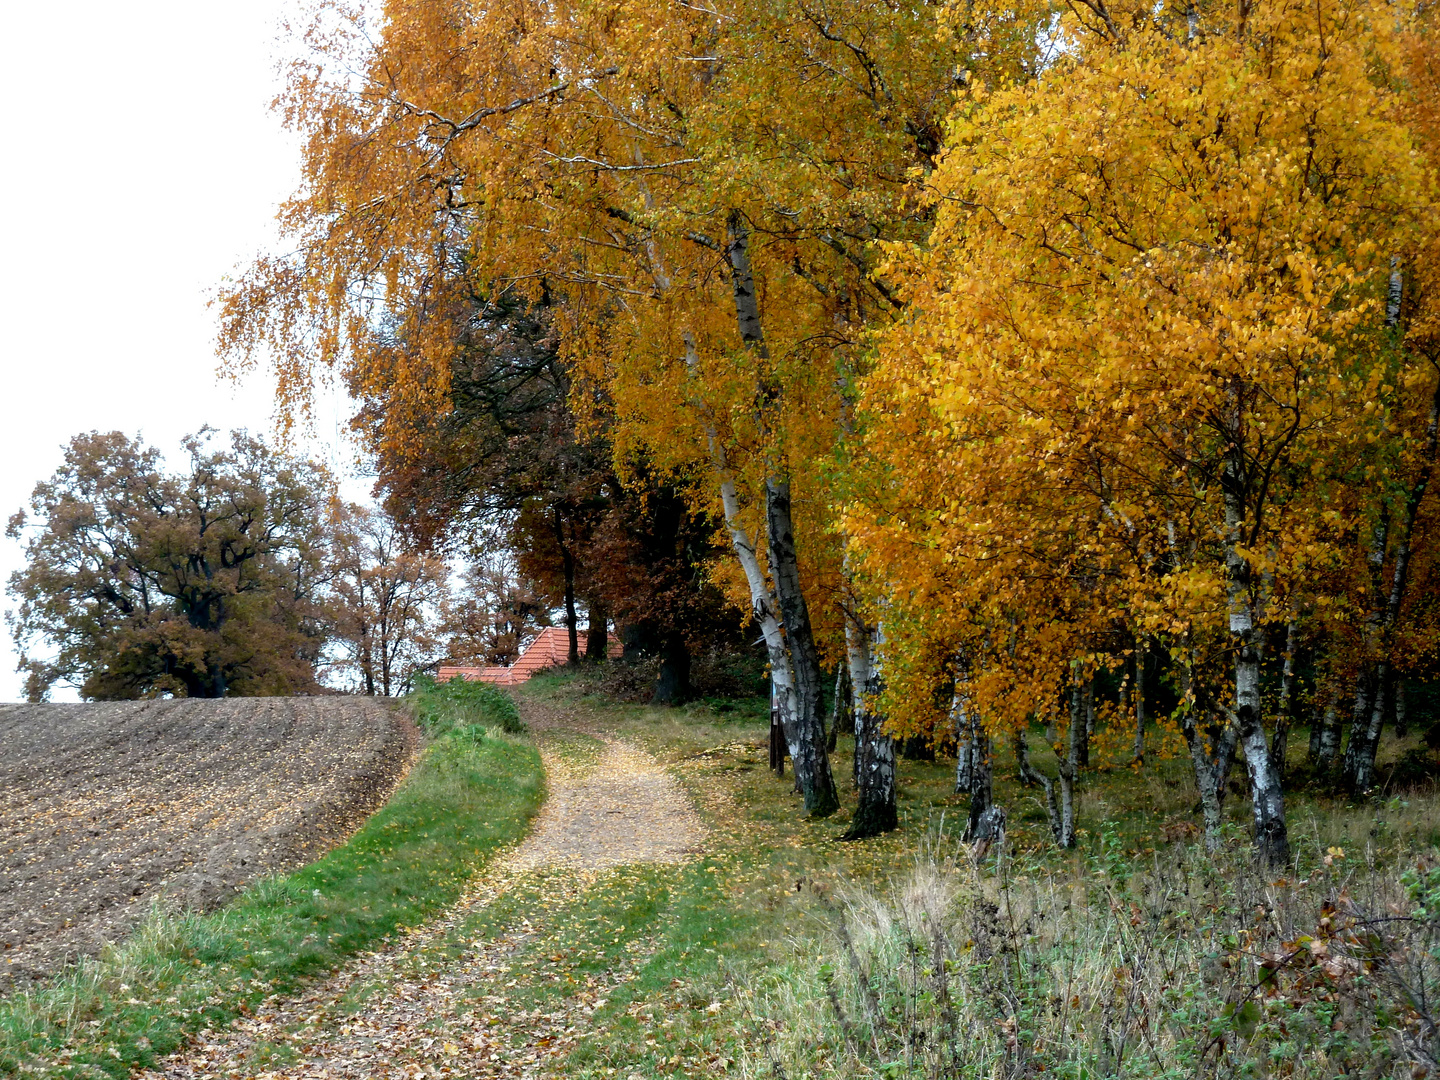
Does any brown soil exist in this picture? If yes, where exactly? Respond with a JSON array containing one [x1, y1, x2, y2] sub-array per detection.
[[0, 697, 418, 989]]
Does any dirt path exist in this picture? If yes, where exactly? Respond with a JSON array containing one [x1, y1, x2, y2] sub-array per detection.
[[140, 699, 705, 1080]]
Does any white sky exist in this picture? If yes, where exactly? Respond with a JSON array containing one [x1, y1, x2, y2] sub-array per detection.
[[0, 1, 362, 702]]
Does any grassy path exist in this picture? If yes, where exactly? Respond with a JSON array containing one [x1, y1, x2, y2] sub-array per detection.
[[137, 698, 719, 1079]]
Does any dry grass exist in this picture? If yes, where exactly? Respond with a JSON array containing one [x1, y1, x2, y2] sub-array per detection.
[[739, 824, 1440, 1079]]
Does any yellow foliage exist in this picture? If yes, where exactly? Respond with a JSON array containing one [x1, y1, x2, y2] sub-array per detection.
[[849, 0, 1440, 738]]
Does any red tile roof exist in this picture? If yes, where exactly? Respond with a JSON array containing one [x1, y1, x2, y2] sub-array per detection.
[[437, 627, 621, 687]]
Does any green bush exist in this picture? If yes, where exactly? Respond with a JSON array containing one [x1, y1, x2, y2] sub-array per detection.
[[409, 673, 526, 734]]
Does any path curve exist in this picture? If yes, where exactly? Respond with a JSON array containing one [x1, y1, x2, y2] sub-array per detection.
[[140, 701, 705, 1080]]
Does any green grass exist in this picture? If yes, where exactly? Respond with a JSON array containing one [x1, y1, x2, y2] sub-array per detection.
[[0, 712, 543, 1079], [10, 670, 1436, 1078], [407, 672, 527, 735], [493, 672, 1440, 1078]]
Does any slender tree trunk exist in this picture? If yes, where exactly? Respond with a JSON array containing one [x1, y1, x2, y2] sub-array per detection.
[[1059, 695, 1082, 845], [1350, 671, 1391, 793], [954, 649, 1002, 852], [1175, 644, 1225, 851], [1343, 375, 1440, 791], [1180, 715, 1227, 852], [827, 665, 846, 752], [1395, 677, 1409, 738], [1241, 706, 1289, 867], [1017, 728, 1075, 848], [1343, 520, 1389, 789], [553, 505, 579, 666], [962, 731, 1004, 854], [727, 212, 838, 818], [360, 618, 375, 696], [843, 614, 897, 839], [766, 479, 839, 814], [770, 680, 785, 776], [1315, 700, 1343, 770], [1272, 619, 1297, 779], [1133, 639, 1147, 763], [1222, 402, 1289, 867], [954, 688, 978, 794]]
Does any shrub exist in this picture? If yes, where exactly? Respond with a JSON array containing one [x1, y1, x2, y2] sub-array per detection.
[[408, 674, 526, 735]]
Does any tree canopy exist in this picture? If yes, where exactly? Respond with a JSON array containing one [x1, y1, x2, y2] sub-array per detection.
[[8, 430, 333, 701], [218, 0, 1440, 860]]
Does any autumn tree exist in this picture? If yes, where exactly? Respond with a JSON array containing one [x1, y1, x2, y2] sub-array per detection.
[[346, 286, 730, 695], [850, 0, 1438, 864], [353, 295, 611, 662], [441, 553, 550, 668], [7, 430, 331, 701], [329, 502, 448, 695], [219, 0, 1048, 825]]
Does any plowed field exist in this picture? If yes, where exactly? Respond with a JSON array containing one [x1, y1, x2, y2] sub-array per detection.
[[0, 697, 417, 989]]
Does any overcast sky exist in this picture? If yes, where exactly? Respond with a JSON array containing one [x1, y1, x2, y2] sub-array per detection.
[[0, 1, 360, 702]]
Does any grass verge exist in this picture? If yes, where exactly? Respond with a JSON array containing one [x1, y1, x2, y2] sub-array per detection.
[[472, 673, 1440, 1078], [0, 706, 542, 1079]]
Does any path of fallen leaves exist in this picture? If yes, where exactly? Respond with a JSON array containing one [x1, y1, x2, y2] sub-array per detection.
[[138, 698, 706, 1080]]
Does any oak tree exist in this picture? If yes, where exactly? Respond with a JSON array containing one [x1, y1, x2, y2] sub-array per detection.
[[8, 430, 331, 701]]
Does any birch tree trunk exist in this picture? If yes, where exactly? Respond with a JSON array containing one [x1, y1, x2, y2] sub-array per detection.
[[766, 478, 840, 814], [1342, 520, 1389, 789], [1058, 697, 1081, 846], [843, 614, 897, 839], [828, 665, 848, 752], [962, 730, 1004, 852], [728, 211, 838, 817], [1132, 639, 1147, 763], [954, 688, 978, 794], [1272, 619, 1297, 778], [1176, 645, 1226, 851], [953, 675, 1004, 849], [1314, 700, 1343, 770], [1016, 729, 1075, 848], [1222, 401, 1290, 867]]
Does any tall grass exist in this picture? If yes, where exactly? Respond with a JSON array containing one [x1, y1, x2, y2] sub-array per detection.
[[0, 710, 541, 1079], [408, 673, 526, 734], [742, 826, 1440, 1079]]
